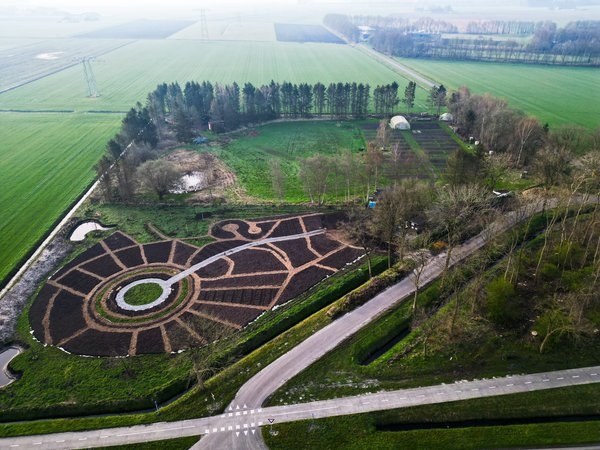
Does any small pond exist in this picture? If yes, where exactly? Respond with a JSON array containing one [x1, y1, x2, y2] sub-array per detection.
[[70, 221, 113, 241], [0, 346, 22, 387]]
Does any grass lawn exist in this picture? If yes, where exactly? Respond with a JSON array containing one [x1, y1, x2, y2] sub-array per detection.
[[0, 112, 119, 286], [208, 121, 365, 202], [397, 58, 600, 128]]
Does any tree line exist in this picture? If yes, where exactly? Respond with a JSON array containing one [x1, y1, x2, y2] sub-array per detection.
[[326, 13, 600, 66], [148, 79, 408, 138], [94, 78, 420, 202]]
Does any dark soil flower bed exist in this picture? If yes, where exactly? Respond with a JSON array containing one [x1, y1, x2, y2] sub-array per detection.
[[142, 241, 174, 264], [228, 248, 286, 274], [53, 242, 105, 279], [172, 241, 198, 266], [31, 214, 364, 356], [271, 239, 319, 268], [103, 231, 137, 251], [80, 254, 124, 278], [309, 234, 342, 256], [115, 246, 145, 268], [278, 265, 335, 305], [47, 291, 86, 344], [57, 269, 102, 295], [269, 217, 304, 237], [192, 303, 263, 328], [320, 246, 364, 269], [201, 273, 287, 289], [135, 327, 165, 354]]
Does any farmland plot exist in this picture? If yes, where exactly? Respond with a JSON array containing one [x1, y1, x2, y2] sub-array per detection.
[[0, 113, 120, 285], [170, 20, 277, 41], [274, 23, 344, 44], [76, 19, 196, 39], [0, 38, 132, 93], [397, 58, 600, 128], [0, 40, 409, 111]]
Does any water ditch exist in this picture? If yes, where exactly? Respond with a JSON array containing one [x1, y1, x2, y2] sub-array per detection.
[[0, 346, 22, 388], [359, 327, 411, 365], [377, 414, 600, 431]]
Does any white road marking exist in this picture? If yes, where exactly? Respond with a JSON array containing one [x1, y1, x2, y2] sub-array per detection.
[[489, 386, 496, 389], [557, 377, 564, 380], [573, 375, 580, 378], [33, 444, 42, 446], [228, 426, 233, 431], [471, 388, 479, 391], [543, 379, 550, 382], [506, 383, 514, 387], [258, 421, 263, 426], [525, 381, 532, 384], [78, 438, 87, 441], [591, 373, 598, 376], [205, 429, 210, 434], [212, 428, 217, 433], [220, 427, 225, 432]]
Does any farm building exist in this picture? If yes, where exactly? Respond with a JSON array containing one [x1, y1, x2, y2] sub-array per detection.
[[440, 112, 454, 122], [389, 115, 411, 130]]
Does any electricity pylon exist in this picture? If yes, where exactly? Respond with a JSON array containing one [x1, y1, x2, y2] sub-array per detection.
[[74, 57, 102, 98]]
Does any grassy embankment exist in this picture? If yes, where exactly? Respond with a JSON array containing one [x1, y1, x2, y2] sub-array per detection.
[[263, 210, 600, 448]]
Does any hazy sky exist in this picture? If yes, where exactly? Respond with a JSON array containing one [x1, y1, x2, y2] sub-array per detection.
[[22, 0, 299, 15]]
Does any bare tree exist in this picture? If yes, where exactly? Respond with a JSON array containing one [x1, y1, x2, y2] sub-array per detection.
[[536, 292, 593, 354], [364, 142, 384, 200], [409, 244, 431, 311], [299, 155, 331, 205], [483, 152, 512, 190], [270, 159, 285, 201], [513, 116, 543, 166], [137, 159, 181, 200], [344, 208, 377, 278], [427, 184, 490, 286]]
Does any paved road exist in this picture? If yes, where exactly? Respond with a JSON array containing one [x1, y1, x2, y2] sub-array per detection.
[[195, 201, 545, 449], [322, 24, 436, 90], [355, 44, 437, 89], [2, 365, 599, 449]]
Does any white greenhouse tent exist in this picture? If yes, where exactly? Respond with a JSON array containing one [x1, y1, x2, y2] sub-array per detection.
[[389, 115, 410, 130], [440, 112, 454, 122]]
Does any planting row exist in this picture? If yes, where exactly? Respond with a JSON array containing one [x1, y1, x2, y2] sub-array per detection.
[[30, 214, 363, 356]]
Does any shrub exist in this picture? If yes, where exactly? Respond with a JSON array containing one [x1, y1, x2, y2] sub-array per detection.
[[486, 277, 520, 329]]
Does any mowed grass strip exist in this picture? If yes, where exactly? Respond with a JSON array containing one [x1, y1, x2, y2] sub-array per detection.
[[0, 40, 412, 111], [395, 58, 600, 128], [0, 112, 120, 285]]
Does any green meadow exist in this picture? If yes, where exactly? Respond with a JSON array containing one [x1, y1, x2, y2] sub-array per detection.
[[397, 58, 600, 128], [0, 112, 119, 284]]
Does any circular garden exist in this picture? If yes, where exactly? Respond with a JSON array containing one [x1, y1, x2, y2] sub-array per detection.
[[30, 214, 364, 356]]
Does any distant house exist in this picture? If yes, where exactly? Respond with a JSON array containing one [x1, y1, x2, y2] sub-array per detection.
[[389, 115, 411, 130], [208, 120, 225, 133], [439, 112, 454, 122]]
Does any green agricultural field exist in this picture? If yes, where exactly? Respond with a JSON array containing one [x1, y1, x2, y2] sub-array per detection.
[[0, 40, 424, 112], [0, 112, 119, 285], [169, 20, 277, 41], [397, 58, 600, 128]]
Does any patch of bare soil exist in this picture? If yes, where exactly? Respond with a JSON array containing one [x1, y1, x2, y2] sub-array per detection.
[[165, 150, 240, 202]]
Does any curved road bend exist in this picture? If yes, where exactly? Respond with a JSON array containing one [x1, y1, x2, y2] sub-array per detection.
[[2, 365, 599, 449], [194, 202, 547, 449]]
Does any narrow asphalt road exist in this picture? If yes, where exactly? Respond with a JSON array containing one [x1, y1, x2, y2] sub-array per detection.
[[2, 365, 599, 449], [194, 201, 545, 450]]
